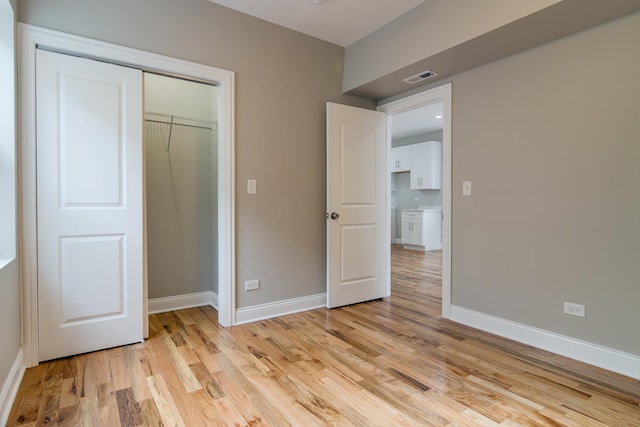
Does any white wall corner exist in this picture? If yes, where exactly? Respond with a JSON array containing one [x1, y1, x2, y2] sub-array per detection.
[[235, 293, 326, 325], [0, 349, 25, 426], [148, 291, 218, 314], [450, 305, 640, 380]]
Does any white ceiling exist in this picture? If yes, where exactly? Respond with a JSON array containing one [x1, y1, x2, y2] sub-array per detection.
[[207, 0, 426, 47], [207, 0, 439, 137], [391, 102, 443, 140]]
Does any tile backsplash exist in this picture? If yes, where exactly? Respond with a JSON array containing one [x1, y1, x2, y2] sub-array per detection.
[[391, 172, 441, 209]]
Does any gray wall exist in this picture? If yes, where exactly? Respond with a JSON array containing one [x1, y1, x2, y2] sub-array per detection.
[[0, 261, 20, 387], [19, 0, 374, 309], [385, 12, 640, 355], [0, 0, 20, 406], [343, 0, 560, 92]]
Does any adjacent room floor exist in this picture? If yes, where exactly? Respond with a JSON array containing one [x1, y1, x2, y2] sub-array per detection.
[[8, 246, 640, 426]]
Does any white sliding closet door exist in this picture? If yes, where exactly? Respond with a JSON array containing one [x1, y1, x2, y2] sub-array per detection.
[[36, 49, 144, 361]]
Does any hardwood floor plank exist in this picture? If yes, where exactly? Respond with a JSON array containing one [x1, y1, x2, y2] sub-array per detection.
[[318, 367, 425, 426], [190, 362, 225, 400], [92, 347, 113, 387], [58, 377, 79, 409], [34, 394, 58, 427], [8, 246, 640, 426], [56, 404, 80, 426], [97, 382, 117, 409], [8, 364, 47, 425], [107, 348, 131, 392], [275, 372, 350, 426], [78, 396, 100, 426], [209, 370, 270, 426], [98, 402, 120, 426], [138, 397, 163, 426], [115, 388, 142, 426], [122, 344, 153, 403], [146, 373, 185, 427], [157, 330, 203, 393], [210, 395, 259, 427]]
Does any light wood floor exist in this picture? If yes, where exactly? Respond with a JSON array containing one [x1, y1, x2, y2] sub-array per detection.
[[8, 245, 640, 426]]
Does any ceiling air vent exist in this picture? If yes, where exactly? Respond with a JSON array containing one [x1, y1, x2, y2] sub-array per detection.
[[403, 70, 438, 84]]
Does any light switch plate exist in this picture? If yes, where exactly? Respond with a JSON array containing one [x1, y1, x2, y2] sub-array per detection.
[[247, 179, 257, 194], [462, 181, 472, 196]]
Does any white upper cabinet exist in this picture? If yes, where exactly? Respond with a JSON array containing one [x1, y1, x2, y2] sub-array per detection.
[[410, 141, 441, 190], [390, 145, 411, 172]]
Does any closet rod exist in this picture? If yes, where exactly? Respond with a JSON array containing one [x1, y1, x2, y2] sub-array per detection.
[[144, 111, 217, 154], [144, 118, 213, 131]]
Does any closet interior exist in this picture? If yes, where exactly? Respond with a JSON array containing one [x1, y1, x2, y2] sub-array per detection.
[[144, 73, 218, 301]]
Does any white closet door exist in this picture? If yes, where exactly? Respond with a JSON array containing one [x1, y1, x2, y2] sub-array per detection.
[[36, 49, 144, 361]]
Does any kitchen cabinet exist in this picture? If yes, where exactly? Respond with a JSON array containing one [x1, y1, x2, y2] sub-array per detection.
[[391, 145, 410, 172], [401, 209, 442, 251], [410, 141, 441, 189], [402, 211, 423, 247]]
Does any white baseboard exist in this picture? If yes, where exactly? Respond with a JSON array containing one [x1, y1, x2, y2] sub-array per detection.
[[0, 349, 25, 427], [450, 305, 640, 380], [148, 291, 218, 314], [236, 293, 326, 325]]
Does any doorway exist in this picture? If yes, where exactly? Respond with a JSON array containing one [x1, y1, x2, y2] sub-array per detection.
[[388, 102, 444, 309], [379, 84, 452, 318], [19, 25, 236, 367], [144, 74, 219, 306]]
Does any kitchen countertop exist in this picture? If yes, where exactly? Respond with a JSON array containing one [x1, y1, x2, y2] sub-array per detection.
[[402, 206, 441, 212]]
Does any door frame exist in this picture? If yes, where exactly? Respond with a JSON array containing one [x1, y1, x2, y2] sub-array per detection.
[[378, 83, 452, 318], [19, 24, 236, 367]]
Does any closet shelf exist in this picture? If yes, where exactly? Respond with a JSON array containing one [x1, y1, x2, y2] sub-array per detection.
[[144, 111, 217, 154]]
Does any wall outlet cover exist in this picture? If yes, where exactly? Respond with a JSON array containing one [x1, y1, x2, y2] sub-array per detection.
[[563, 301, 585, 317], [245, 279, 260, 291]]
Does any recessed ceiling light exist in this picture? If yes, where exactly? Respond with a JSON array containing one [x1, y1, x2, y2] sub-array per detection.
[[435, 115, 443, 119]]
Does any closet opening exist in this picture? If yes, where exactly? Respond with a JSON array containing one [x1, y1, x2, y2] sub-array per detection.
[[144, 73, 219, 307]]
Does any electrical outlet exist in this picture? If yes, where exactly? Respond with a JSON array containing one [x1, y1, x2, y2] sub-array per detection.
[[563, 302, 585, 317], [245, 279, 260, 291]]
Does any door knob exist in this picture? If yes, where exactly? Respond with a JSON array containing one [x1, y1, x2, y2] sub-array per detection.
[[330, 212, 339, 220]]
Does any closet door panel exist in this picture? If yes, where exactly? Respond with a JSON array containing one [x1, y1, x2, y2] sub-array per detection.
[[59, 74, 123, 206], [36, 49, 143, 362]]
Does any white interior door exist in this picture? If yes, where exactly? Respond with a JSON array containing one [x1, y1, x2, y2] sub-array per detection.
[[326, 102, 387, 308], [36, 49, 143, 361]]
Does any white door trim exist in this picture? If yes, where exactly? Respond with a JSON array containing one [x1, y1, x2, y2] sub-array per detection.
[[377, 83, 452, 319], [19, 24, 236, 367]]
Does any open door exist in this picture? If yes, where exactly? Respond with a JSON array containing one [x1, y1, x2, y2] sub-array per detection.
[[36, 49, 143, 361], [326, 103, 387, 308]]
